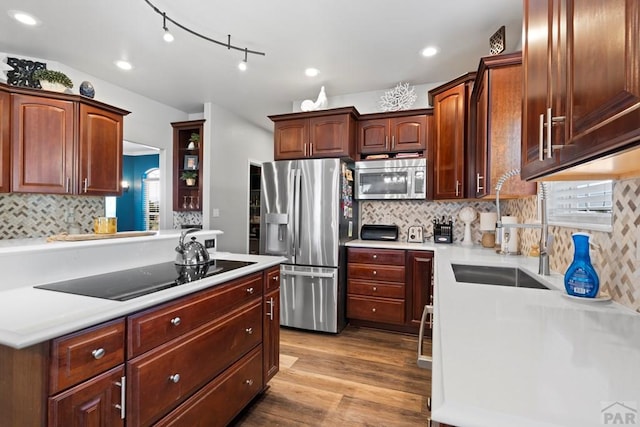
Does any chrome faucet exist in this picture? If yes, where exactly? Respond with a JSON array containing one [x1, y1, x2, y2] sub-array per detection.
[[494, 169, 551, 276]]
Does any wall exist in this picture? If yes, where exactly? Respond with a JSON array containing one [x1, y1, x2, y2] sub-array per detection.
[[203, 103, 273, 253], [364, 177, 640, 313], [0, 194, 103, 238], [117, 154, 159, 231]]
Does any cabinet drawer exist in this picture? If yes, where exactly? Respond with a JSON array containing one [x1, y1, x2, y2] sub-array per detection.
[[348, 264, 405, 283], [347, 295, 405, 325], [127, 273, 262, 358], [127, 301, 262, 427], [50, 318, 125, 394], [348, 279, 405, 299], [265, 266, 280, 293], [348, 248, 405, 265], [155, 346, 263, 427]]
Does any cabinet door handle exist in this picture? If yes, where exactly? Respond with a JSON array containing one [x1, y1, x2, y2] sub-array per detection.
[[83, 178, 88, 193], [372, 308, 377, 313], [476, 173, 484, 192], [372, 254, 377, 259], [170, 317, 181, 326], [245, 379, 254, 386], [246, 287, 254, 295], [455, 180, 461, 196], [372, 270, 377, 276], [91, 348, 105, 359], [272, 275, 279, 282], [546, 107, 552, 159], [245, 327, 253, 335], [303, 143, 307, 157], [391, 135, 395, 149], [372, 286, 377, 292], [169, 373, 181, 383], [115, 376, 126, 419], [66, 177, 71, 194], [538, 113, 545, 161], [310, 142, 313, 157], [385, 135, 389, 148], [266, 297, 274, 320]]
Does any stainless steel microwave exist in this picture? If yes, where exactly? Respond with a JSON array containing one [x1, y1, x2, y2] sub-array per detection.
[[355, 158, 427, 200]]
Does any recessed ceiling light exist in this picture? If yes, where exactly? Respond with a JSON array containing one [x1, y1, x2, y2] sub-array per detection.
[[421, 46, 438, 57], [9, 10, 39, 26], [115, 60, 133, 71], [305, 68, 320, 77]]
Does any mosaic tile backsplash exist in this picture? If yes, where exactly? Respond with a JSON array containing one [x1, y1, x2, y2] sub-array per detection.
[[362, 177, 640, 313], [173, 211, 203, 229], [0, 193, 104, 238]]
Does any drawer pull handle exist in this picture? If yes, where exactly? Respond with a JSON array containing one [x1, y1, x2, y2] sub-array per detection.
[[170, 317, 181, 326], [372, 308, 376, 313], [372, 270, 377, 275], [245, 379, 254, 386], [372, 286, 377, 292], [246, 287, 254, 294], [169, 374, 181, 383], [245, 327, 253, 335], [91, 348, 105, 360], [372, 254, 377, 259], [272, 275, 279, 281]]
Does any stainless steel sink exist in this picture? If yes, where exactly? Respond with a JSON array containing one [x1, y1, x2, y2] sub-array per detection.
[[451, 264, 549, 290]]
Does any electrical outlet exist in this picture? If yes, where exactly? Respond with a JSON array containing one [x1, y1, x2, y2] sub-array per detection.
[[212, 208, 220, 217], [205, 239, 216, 249]]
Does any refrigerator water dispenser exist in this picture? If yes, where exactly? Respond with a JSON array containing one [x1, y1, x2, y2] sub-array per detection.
[[265, 213, 288, 254]]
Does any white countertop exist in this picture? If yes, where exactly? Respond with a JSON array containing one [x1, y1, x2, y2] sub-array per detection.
[[0, 230, 284, 349], [347, 239, 640, 427]]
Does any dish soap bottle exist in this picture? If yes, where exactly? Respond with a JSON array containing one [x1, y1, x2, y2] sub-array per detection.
[[564, 232, 599, 298]]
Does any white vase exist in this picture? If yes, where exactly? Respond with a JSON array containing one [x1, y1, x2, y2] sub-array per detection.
[[40, 81, 67, 92]]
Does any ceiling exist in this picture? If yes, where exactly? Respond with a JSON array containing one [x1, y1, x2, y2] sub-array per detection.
[[0, 1, 523, 131]]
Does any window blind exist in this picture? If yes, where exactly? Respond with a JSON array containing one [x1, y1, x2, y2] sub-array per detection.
[[547, 180, 613, 231]]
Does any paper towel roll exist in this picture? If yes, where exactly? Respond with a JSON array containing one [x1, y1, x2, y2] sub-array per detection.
[[501, 216, 519, 253], [480, 212, 498, 231]]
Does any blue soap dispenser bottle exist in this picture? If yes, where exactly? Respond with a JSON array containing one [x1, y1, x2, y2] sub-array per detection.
[[564, 232, 599, 298]]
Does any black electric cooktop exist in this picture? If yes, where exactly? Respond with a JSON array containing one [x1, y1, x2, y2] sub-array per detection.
[[34, 259, 256, 301]]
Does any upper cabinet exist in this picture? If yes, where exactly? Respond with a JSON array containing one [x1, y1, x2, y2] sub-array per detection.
[[522, 0, 640, 180], [429, 73, 475, 200], [269, 107, 358, 160], [172, 120, 205, 212], [357, 110, 430, 159], [471, 52, 536, 199], [7, 84, 129, 195], [0, 88, 10, 193]]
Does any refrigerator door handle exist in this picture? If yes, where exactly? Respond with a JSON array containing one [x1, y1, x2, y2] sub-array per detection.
[[294, 168, 302, 257], [280, 269, 337, 279], [288, 169, 296, 260]]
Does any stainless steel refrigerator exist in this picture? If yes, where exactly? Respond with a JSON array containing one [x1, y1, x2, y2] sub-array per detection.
[[260, 158, 357, 333]]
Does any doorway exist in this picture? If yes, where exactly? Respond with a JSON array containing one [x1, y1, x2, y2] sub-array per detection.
[[249, 164, 261, 254]]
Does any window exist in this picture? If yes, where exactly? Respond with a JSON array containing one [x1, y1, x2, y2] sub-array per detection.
[[546, 180, 613, 232], [144, 169, 160, 231]]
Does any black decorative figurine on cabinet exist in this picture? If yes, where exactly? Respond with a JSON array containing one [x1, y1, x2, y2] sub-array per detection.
[[6, 57, 47, 88]]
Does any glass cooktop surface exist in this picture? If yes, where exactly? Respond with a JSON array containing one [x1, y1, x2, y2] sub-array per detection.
[[34, 259, 256, 301]]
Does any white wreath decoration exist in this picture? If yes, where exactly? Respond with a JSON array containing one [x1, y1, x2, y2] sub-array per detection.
[[378, 82, 417, 112]]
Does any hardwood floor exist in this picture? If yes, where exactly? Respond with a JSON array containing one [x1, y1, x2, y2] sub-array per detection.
[[233, 326, 432, 426]]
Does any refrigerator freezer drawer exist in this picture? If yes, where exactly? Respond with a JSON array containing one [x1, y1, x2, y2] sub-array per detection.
[[280, 265, 339, 333]]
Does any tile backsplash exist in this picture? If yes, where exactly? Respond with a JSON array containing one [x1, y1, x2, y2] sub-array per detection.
[[0, 193, 104, 239], [362, 178, 640, 313], [173, 211, 203, 229]]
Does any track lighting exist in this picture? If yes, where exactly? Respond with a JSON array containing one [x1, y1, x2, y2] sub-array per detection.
[[162, 12, 174, 43], [143, 0, 265, 68]]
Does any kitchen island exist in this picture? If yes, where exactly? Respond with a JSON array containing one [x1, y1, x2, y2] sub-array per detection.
[[0, 230, 285, 426], [347, 240, 640, 427]]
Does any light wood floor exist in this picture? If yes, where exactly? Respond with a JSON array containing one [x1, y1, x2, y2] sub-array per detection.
[[233, 325, 432, 426]]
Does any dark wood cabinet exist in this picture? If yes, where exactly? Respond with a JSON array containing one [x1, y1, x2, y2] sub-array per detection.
[[7, 85, 128, 196], [406, 250, 433, 332], [0, 265, 280, 427], [0, 88, 10, 193], [347, 247, 434, 334], [269, 107, 358, 160], [171, 119, 204, 212], [429, 74, 475, 199], [522, 0, 640, 180], [357, 110, 430, 158], [471, 52, 536, 199], [48, 365, 125, 427], [263, 267, 280, 384]]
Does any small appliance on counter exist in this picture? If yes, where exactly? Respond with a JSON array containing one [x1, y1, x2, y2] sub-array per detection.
[[360, 224, 399, 241], [433, 216, 453, 243], [407, 226, 424, 243]]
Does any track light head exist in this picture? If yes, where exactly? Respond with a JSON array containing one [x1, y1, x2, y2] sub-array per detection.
[[162, 12, 174, 42]]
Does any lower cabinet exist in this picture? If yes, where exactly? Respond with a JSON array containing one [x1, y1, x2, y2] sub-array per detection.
[[347, 247, 434, 334], [0, 265, 281, 427]]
